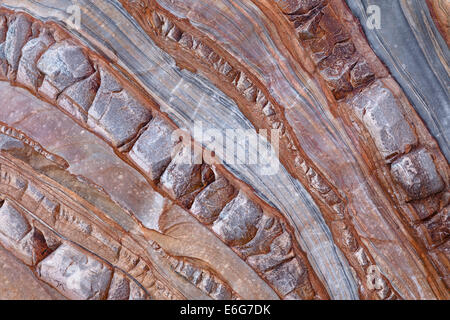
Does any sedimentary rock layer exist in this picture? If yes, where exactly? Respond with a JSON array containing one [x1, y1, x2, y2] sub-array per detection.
[[119, 0, 449, 299], [5, 0, 362, 299], [268, 0, 449, 294], [426, 0, 449, 45], [0, 9, 329, 300], [0, 0, 447, 300], [117, 0, 400, 300]]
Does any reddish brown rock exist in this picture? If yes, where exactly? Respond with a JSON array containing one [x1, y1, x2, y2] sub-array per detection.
[[422, 208, 449, 246], [276, 0, 324, 15], [1, 2, 449, 301]]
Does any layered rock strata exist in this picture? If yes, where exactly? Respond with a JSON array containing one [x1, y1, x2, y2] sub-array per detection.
[[0, 9, 328, 300]]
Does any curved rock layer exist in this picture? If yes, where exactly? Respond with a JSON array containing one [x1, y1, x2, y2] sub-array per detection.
[[0, 0, 357, 300], [0, 8, 329, 300], [426, 0, 449, 45], [0, 0, 448, 300]]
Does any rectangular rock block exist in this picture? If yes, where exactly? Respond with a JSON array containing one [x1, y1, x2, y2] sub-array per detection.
[[212, 191, 263, 246], [247, 229, 294, 273], [264, 258, 307, 297], [351, 81, 418, 162], [129, 116, 178, 181], [0, 200, 49, 266], [37, 243, 113, 300], [391, 148, 445, 200], [190, 177, 235, 224], [0, 199, 31, 242], [16, 28, 54, 91], [159, 145, 214, 206], [4, 14, 32, 74], [37, 40, 94, 92], [88, 68, 152, 147]]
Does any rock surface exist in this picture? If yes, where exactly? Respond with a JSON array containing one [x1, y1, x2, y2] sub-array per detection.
[[37, 243, 113, 300], [0, 1, 447, 301]]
